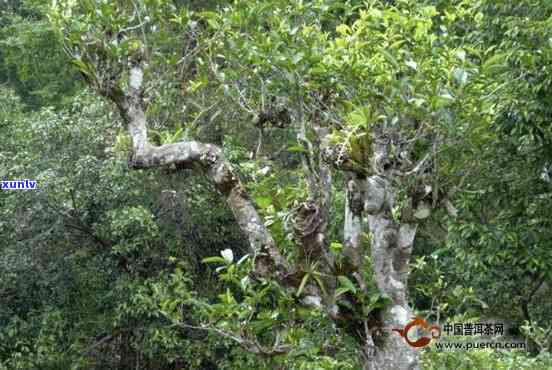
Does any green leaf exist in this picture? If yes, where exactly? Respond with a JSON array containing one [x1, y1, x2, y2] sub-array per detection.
[[330, 242, 343, 254], [292, 52, 304, 65], [312, 274, 327, 296], [337, 275, 357, 294], [482, 52, 509, 74], [202, 256, 226, 264], [71, 58, 93, 76], [296, 273, 311, 297], [335, 287, 350, 298], [379, 48, 399, 69], [255, 196, 272, 209], [207, 19, 219, 29], [287, 144, 307, 153]]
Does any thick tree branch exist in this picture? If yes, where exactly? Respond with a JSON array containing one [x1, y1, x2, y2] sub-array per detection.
[[99, 66, 290, 279]]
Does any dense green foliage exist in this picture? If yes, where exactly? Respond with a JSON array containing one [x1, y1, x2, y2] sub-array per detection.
[[1, 0, 551, 369]]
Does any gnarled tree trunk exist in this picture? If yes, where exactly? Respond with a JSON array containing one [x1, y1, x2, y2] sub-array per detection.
[[363, 175, 418, 370], [339, 140, 421, 370]]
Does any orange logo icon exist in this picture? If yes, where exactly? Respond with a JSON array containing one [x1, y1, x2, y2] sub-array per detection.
[[392, 316, 441, 348]]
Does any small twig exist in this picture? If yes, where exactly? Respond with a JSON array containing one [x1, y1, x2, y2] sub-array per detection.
[[173, 322, 291, 356], [118, 21, 147, 35], [404, 152, 431, 176], [83, 334, 114, 354]]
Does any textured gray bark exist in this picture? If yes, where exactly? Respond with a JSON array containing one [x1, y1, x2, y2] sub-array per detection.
[[320, 126, 422, 369], [339, 173, 419, 369], [362, 154, 420, 369], [344, 173, 365, 272], [366, 211, 418, 368]]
